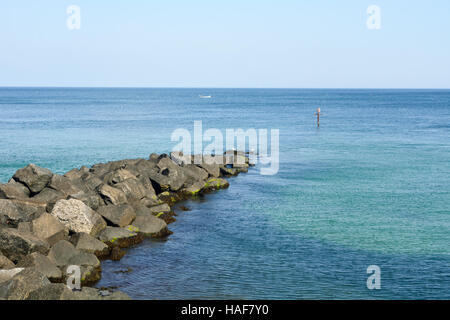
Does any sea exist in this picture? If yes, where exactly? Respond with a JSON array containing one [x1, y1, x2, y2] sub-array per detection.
[[0, 87, 449, 299]]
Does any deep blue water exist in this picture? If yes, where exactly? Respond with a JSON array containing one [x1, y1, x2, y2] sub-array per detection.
[[0, 88, 449, 299]]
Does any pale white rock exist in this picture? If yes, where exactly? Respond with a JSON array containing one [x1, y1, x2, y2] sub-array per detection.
[[51, 199, 106, 236]]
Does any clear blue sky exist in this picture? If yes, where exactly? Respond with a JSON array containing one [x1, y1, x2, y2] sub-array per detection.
[[1, 0, 449, 88]]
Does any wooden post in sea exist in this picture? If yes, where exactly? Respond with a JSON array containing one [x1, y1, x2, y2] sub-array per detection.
[[314, 107, 321, 127]]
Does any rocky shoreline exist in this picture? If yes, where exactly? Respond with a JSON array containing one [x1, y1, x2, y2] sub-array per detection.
[[0, 151, 253, 300]]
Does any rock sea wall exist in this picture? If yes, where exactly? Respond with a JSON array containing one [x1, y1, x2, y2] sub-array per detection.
[[0, 151, 252, 300]]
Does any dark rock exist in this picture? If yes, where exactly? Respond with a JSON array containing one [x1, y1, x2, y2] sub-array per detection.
[[32, 187, 65, 206], [13, 164, 53, 194], [0, 199, 46, 227], [97, 204, 136, 228], [0, 181, 30, 200], [132, 214, 170, 238], [47, 240, 101, 285], [31, 213, 69, 246], [97, 226, 143, 248], [203, 178, 230, 192], [0, 268, 51, 300], [69, 192, 101, 211], [104, 169, 137, 185], [70, 233, 110, 258], [48, 174, 82, 196], [17, 252, 62, 282], [97, 184, 128, 205], [109, 247, 125, 261], [0, 227, 50, 263]]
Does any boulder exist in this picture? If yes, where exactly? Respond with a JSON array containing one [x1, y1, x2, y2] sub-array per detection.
[[0, 227, 50, 263], [0, 268, 51, 300], [31, 188, 65, 208], [196, 156, 221, 178], [97, 184, 128, 205], [69, 192, 101, 211], [47, 240, 101, 285], [204, 178, 230, 192], [17, 252, 62, 282], [183, 164, 209, 183], [115, 179, 148, 200], [220, 166, 239, 176], [97, 204, 136, 228], [146, 203, 171, 217], [0, 181, 30, 199], [12, 164, 53, 194], [104, 169, 137, 185], [131, 214, 170, 238], [48, 240, 100, 268], [97, 226, 143, 248], [0, 268, 24, 284], [48, 174, 81, 196], [147, 157, 187, 192], [31, 213, 69, 246], [0, 254, 15, 270], [51, 199, 107, 236], [17, 222, 32, 233], [70, 233, 110, 258], [0, 199, 46, 227], [184, 180, 207, 196], [64, 166, 89, 180]]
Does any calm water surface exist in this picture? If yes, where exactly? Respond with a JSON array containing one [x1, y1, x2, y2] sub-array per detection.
[[0, 88, 449, 299]]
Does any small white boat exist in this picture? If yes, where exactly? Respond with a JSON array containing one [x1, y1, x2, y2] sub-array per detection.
[[199, 95, 212, 99]]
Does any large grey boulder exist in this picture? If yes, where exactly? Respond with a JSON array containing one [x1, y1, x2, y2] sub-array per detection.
[[48, 174, 81, 196], [97, 184, 128, 205], [131, 214, 170, 238], [0, 268, 51, 300], [31, 187, 65, 205], [0, 253, 15, 269], [69, 192, 101, 211], [31, 213, 69, 246], [97, 204, 136, 228], [203, 178, 230, 192], [70, 233, 110, 258], [104, 169, 137, 185], [47, 240, 100, 269], [17, 252, 62, 282], [64, 166, 89, 181], [0, 227, 50, 263], [183, 164, 209, 184], [51, 199, 107, 236], [47, 240, 101, 285], [146, 203, 171, 216], [13, 164, 53, 194], [115, 178, 148, 200], [97, 226, 143, 248], [144, 157, 187, 192], [0, 181, 30, 200], [0, 199, 46, 227]]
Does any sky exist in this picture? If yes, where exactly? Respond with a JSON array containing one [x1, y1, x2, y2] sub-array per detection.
[[0, 0, 449, 88]]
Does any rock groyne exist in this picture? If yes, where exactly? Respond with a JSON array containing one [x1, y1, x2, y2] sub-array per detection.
[[0, 151, 252, 300]]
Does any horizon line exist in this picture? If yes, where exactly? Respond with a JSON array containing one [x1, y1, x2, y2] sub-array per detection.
[[1, 86, 450, 90]]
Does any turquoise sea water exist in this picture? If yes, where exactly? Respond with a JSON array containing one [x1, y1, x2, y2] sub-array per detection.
[[0, 88, 449, 299]]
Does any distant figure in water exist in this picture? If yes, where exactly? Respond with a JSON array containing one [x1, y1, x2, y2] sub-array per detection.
[[314, 107, 322, 127]]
